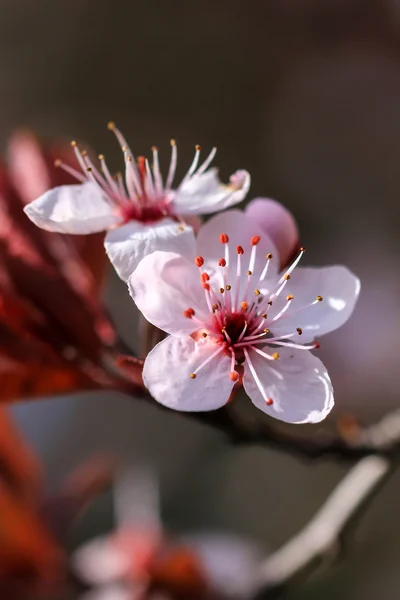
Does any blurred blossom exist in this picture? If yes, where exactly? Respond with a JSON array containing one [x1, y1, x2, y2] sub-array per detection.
[[24, 123, 250, 281], [0, 405, 114, 599], [74, 468, 263, 600], [129, 209, 359, 423], [0, 130, 142, 403]]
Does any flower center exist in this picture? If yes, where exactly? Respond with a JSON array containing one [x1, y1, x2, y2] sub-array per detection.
[[184, 234, 322, 397]]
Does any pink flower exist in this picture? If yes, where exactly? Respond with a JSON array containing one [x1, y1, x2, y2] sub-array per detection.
[[24, 123, 250, 281], [129, 210, 360, 424]]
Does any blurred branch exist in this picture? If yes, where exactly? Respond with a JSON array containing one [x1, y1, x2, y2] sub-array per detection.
[[122, 373, 400, 461], [163, 404, 400, 461], [251, 455, 391, 599]]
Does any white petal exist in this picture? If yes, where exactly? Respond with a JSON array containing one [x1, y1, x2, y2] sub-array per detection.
[[23, 182, 120, 233], [196, 210, 279, 297], [243, 347, 334, 424], [270, 266, 361, 342], [143, 336, 235, 411], [72, 536, 131, 585], [129, 251, 208, 337], [173, 169, 250, 215], [105, 218, 196, 281]]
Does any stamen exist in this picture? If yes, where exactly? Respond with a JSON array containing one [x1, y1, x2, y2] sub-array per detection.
[[54, 159, 86, 182], [269, 295, 294, 323], [237, 320, 248, 343], [182, 145, 201, 183], [277, 247, 305, 284], [98, 154, 121, 197], [190, 345, 226, 378], [151, 146, 163, 194], [195, 256, 204, 267], [195, 147, 217, 176], [234, 246, 244, 311], [222, 328, 232, 344], [145, 158, 156, 200], [183, 308, 195, 319], [249, 346, 277, 361], [165, 139, 177, 191], [125, 155, 142, 200], [244, 348, 271, 402]]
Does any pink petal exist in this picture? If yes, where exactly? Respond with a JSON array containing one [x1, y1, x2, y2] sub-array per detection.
[[143, 336, 235, 411], [270, 266, 361, 343], [196, 209, 279, 297], [129, 251, 208, 337], [24, 183, 120, 234], [245, 198, 299, 268], [72, 536, 131, 585], [105, 218, 196, 282], [173, 169, 250, 215], [243, 346, 334, 424]]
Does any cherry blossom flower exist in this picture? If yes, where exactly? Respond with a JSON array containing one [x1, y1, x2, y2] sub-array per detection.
[[129, 210, 360, 424], [24, 123, 250, 281]]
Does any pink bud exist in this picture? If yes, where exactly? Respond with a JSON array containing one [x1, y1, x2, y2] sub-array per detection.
[[245, 197, 299, 268]]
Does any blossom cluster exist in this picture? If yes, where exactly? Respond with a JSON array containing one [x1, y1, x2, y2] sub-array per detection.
[[25, 124, 360, 424]]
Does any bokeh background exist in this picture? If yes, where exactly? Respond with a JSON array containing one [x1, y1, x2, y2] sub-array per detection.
[[4, 1, 400, 597]]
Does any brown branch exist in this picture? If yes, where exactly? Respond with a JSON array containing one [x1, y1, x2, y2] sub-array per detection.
[[251, 455, 392, 599]]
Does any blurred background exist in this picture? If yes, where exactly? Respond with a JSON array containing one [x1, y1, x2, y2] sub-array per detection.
[[3, 0, 400, 597]]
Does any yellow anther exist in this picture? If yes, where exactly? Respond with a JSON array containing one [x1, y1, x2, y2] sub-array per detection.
[[190, 373, 197, 379], [263, 328, 270, 334], [296, 327, 303, 335], [266, 253, 273, 260], [107, 121, 116, 130], [247, 270, 252, 276], [272, 352, 280, 360], [316, 295, 323, 302], [286, 294, 294, 301], [71, 140, 77, 147], [284, 274, 291, 281], [226, 285, 231, 291], [254, 289, 261, 295], [98, 154, 105, 160]]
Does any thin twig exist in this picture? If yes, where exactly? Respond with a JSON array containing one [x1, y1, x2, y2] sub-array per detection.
[[251, 455, 391, 599]]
